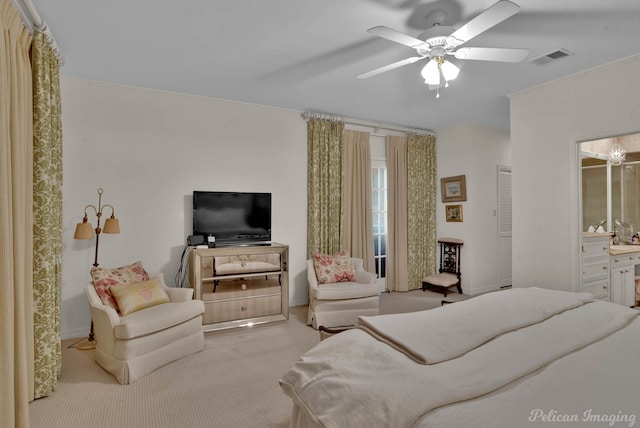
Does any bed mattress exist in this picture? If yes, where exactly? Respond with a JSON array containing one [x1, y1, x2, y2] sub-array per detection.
[[280, 288, 640, 428]]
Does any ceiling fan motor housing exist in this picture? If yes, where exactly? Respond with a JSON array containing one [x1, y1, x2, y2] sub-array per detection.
[[416, 25, 461, 57], [418, 25, 455, 44]]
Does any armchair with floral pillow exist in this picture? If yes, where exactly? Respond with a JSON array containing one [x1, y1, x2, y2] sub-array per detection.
[[307, 251, 379, 329], [84, 261, 204, 384]]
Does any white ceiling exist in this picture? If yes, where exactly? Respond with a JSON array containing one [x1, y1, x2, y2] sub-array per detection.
[[31, 0, 640, 131]]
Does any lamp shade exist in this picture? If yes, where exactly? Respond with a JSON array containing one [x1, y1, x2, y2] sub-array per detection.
[[440, 60, 460, 81], [103, 216, 120, 234], [421, 59, 440, 86], [74, 222, 94, 239]]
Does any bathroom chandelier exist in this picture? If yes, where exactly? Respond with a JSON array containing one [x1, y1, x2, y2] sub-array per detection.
[[608, 143, 626, 166]]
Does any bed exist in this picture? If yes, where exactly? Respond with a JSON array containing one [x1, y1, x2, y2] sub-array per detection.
[[279, 287, 640, 428]]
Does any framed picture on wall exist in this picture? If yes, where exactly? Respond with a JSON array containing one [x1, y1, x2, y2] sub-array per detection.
[[446, 205, 463, 222], [441, 175, 467, 202]]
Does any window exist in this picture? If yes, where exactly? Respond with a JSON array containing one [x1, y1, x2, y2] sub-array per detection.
[[372, 164, 387, 279]]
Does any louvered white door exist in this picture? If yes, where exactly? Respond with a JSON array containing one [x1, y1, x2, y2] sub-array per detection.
[[497, 165, 512, 287]]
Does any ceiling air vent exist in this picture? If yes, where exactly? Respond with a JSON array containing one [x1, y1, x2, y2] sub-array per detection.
[[530, 49, 573, 66]]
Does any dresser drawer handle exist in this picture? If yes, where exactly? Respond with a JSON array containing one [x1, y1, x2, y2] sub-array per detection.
[[241, 305, 247, 311]]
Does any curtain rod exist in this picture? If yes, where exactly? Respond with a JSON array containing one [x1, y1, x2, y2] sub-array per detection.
[[12, 0, 64, 63], [302, 111, 435, 137]]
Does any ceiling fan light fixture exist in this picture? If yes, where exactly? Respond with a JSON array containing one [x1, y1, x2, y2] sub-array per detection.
[[421, 59, 440, 86], [422, 57, 458, 94]]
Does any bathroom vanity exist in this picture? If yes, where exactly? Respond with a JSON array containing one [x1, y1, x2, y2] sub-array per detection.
[[609, 244, 640, 307], [581, 233, 638, 306]]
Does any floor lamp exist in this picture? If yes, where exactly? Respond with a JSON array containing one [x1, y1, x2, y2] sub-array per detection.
[[70, 188, 120, 350]]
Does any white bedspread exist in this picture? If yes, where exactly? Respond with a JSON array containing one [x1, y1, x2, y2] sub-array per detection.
[[357, 287, 593, 364], [279, 289, 638, 428], [419, 315, 640, 427]]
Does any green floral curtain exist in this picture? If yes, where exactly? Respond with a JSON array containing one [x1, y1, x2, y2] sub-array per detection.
[[407, 133, 437, 290], [31, 31, 63, 399], [306, 116, 345, 257]]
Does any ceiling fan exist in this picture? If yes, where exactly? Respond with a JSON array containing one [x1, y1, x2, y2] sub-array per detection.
[[358, 0, 529, 96]]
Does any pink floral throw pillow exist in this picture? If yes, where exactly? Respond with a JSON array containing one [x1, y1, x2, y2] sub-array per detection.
[[91, 261, 150, 312], [313, 251, 356, 284]]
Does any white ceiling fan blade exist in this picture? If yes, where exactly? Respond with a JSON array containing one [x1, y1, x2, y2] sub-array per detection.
[[357, 56, 425, 79], [367, 26, 426, 49], [447, 0, 520, 46], [454, 47, 529, 62]]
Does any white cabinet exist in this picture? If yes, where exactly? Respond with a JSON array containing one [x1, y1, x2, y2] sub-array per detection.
[[583, 235, 639, 306], [610, 252, 638, 307], [580, 234, 610, 301]]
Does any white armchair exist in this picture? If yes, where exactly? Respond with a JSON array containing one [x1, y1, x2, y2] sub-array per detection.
[[84, 272, 205, 384], [307, 258, 380, 329]]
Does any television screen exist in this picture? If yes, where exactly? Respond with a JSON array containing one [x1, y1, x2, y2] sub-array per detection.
[[193, 191, 271, 245]]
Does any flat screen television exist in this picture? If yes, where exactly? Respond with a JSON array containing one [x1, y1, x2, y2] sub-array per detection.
[[192, 191, 271, 246]]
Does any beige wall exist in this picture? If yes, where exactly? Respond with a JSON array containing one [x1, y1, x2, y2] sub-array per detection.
[[60, 76, 517, 339], [61, 77, 307, 339], [436, 122, 511, 295], [510, 54, 640, 292]]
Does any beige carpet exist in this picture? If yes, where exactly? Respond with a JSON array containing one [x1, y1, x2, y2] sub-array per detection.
[[29, 289, 467, 428]]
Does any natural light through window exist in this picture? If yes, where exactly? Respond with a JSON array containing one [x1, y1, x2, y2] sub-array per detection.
[[372, 164, 387, 279]]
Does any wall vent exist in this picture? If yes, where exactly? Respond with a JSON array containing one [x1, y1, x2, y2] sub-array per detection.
[[529, 49, 573, 66]]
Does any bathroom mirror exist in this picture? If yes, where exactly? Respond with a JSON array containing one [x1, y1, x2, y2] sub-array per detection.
[[580, 132, 640, 241]]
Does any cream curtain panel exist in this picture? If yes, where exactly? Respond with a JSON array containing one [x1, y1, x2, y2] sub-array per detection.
[[385, 136, 409, 291], [1, 0, 35, 426], [385, 134, 437, 291], [31, 31, 63, 399], [306, 117, 345, 257], [407, 133, 437, 290], [343, 129, 375, 272]]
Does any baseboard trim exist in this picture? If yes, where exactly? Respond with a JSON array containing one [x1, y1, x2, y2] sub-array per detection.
[[465, 284, 501, 296], [61, 327, 89, 341]]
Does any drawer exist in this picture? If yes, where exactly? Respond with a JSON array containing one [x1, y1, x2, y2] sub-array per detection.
[[610, 254, 638, 268], [582, 278, 610, 301], [202, 277, 281, 301], [581, 238, 609, 259], [581, 261, 609, 281], [204, 294, 281, 324]]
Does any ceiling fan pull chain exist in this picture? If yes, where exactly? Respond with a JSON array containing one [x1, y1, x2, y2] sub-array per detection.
[[440, 64, 449, 88]]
